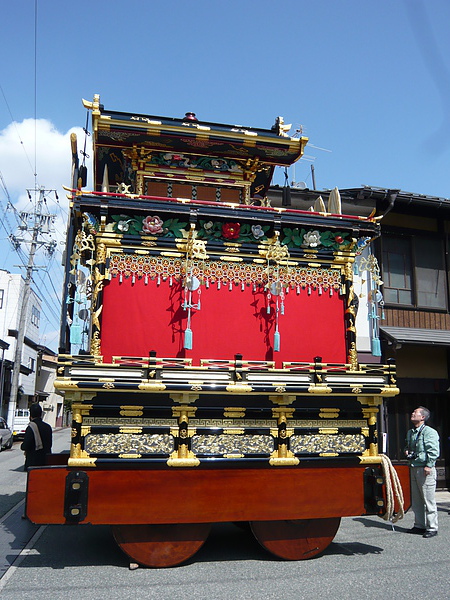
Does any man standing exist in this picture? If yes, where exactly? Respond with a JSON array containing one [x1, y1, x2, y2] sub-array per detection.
[[20, 403, 52, 470], [405, 406, 440, 538]]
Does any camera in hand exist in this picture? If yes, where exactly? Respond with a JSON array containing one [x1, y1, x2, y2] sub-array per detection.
[[406, 451, 417, 460]]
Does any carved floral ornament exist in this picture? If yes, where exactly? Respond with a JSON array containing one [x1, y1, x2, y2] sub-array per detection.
[[106, 212, 354, 251]]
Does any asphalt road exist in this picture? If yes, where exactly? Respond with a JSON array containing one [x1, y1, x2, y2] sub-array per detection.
[[1, 430, 449, 600]]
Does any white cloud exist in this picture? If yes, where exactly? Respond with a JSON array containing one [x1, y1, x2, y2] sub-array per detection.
[[0, 118, 93, 352]]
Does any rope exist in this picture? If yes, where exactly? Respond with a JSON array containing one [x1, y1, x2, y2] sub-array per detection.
[[379, 454, 405, 523]]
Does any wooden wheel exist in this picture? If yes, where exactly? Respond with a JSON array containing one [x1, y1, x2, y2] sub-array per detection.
[[250, 517, 341, 560], [112, 523, 211, 568]]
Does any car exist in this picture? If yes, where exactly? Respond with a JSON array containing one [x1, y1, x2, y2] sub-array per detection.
[[0, 417, 13, 450]]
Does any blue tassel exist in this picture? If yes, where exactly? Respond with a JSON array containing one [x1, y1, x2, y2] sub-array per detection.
[[70, 324, 82, 345], [371, 337, 381, 357], [184, 328, 193, 350], [274, 330, 280, 352], [353, 261, 359, 275]]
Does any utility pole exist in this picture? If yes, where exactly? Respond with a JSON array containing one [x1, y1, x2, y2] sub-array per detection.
[[6, 187, 57, 428]]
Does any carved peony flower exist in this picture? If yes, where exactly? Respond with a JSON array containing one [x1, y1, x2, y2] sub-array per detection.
[[251, 224, 265, 239], [303, 230, 321, 247], [222, 222, 241, 240], [117, 220, 130, 232], [142, 215, 164, 234]]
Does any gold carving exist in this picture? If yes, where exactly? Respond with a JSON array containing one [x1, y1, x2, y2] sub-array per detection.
[[308, 384, 332, 394], [226, 383, 253, 393], [269, 456, 299, 466], [319, 408, 340, 419], [380, 386, 400, 396], [348, 342, 358, 371], [269, 395, 296, 406], [170, 393, 199, 405], [352, 387, 362, 394], [119, 427, 143, 434], [138, 382, 166, 391], [119, 453, 143, 459], [67, 457, 97, 467], [120, 407, 144, 417], [90, 331, 101, 358], [223, 407, 246, 418], [319, 428, 338, 434], [359, 455, 382, 464]]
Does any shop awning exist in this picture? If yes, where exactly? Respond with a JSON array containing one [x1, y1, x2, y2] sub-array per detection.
[[380, 326, 450, 347]]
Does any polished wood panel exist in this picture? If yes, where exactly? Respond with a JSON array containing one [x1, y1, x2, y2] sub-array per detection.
[[26, 465, 404, 525]]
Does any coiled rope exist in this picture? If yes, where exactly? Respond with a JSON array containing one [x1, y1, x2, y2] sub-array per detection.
[[379, 454, 405, 523]]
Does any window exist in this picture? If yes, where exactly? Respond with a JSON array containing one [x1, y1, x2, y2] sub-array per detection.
[[31, 305, 40, 327], [28, 357, 35, 372], [0, 289, 3, 309], [381, 234, 447, 309]]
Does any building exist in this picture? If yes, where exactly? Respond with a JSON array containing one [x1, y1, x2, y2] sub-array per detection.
[[267, 185, 449, 489], [35, 346, 63, 428], [0, 269, 42, 426]]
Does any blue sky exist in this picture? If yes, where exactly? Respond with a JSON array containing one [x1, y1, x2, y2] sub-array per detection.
[[1, 0, 450, 350]]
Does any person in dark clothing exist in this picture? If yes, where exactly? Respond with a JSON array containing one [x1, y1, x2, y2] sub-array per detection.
[[20, 403, 52, 470]]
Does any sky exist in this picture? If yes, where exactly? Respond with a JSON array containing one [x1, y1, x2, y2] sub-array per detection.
[[1, 0, 450, 352]]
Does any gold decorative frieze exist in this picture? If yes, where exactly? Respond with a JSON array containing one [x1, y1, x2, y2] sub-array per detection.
[[290, 433, 366, 454], [83, 416, 176, 426], [85, 433, 174, 455], [191, 434, 274, 455]]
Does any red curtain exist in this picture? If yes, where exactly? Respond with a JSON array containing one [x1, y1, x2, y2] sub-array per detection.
[[100, 277, 347, 366]]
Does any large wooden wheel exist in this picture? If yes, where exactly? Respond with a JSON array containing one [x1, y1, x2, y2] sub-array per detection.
[[112, 523, 211, 568], [250, 517, 341, 560]]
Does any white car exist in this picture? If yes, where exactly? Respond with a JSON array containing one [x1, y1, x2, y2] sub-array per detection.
[[0, 417, 13, 450]]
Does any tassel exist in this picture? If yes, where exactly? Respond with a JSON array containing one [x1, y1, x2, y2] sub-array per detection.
[[371, 337, 381, 357], [184, 328, 193, 350], [282, 185, 291, 206], [353, 261, 359, 276], [70, 324, 82, 345], [274, 330, 280, 352]]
